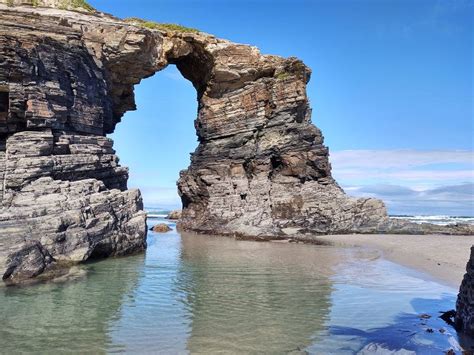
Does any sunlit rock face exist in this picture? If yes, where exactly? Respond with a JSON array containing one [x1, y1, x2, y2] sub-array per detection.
[[2, 2, 468, 282], [172, 40, 389, 237]]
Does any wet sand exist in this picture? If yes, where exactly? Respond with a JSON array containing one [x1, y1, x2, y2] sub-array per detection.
[[312, 234, 474, 288]]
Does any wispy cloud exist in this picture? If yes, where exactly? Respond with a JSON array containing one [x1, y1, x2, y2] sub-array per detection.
[[330, 149, 473, 169], [331, 149, 473, 187], [345, 183, 474, 216], [335, 168, 473, 182], [332, 149, 474, 215]]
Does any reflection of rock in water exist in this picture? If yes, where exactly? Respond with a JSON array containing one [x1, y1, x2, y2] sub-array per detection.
[[310, 294, 466, 353], [177, 232, 336, 353], [0, 254, 144, 353]]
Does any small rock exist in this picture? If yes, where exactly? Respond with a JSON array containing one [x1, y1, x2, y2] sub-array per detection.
[[419, 313, 431, 319], [439, 310, 456, 326], [150, 223, 172, 233]]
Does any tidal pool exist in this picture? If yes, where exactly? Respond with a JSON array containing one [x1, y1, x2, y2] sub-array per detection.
[[0, 218, 466, 354]]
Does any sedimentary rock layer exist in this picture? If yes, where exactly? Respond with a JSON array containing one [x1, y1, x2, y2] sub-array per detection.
[[0, 2, 471, 283]]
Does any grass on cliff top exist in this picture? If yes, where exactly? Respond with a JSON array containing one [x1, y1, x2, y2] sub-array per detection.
[[59, 0, 95, 12], [72, 0, 94, 11], [124, 17, 200, 33], [6, 0, 95, 12]]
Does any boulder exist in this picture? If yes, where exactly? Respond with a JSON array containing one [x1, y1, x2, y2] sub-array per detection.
[[167, 210, 182, 220], [2, 241, 54, 283], [150, 224, 172, 233]]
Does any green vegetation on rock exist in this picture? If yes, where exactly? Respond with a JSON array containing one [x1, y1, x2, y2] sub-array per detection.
[[124, 17, 199, 33], [275, 72, 290, 80], [59, 0, 94, 12]]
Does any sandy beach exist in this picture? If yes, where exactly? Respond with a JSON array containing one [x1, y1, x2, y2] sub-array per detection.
[[312, 234, 474, 288]]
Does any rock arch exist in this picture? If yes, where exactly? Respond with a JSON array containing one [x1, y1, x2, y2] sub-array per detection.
[[0, 2, 400, 282]]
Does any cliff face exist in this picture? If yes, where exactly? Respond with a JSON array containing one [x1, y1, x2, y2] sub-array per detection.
[[0, 4, 156, 282], [457, 248, 474, 335], [0, 3, 470, 283]]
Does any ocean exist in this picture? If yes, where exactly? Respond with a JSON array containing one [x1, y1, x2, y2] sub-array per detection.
[[146, 207, 474, 226]]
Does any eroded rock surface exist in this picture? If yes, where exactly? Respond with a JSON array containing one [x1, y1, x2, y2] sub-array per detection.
[[457, 247, 474, 336], [0, 2, 471, 283]]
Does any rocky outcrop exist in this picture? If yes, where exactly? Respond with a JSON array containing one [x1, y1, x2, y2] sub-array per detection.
[[167, 210, 182, 220], [456, 247, 474, 335], [150, 224, 172, 233], [0, 2, 471, 283]]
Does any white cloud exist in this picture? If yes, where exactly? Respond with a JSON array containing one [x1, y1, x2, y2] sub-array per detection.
[[331, 149, 473, 185], [334, 168, 473, 181], [330, 149, 473, 169], [331, 149, 474, 215], [344, 183, 474, 216]]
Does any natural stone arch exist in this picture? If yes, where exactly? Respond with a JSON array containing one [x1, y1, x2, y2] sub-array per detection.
[[95, 23, 390, 237], [1, 2, 470, 284]]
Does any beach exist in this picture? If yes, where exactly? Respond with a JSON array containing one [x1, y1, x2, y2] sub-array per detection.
[[313, 234, 474, 288]]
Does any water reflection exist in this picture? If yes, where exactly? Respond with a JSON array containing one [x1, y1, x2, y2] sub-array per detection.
[[177, 232, 337, 353], [0, 255, 144, 353], [0, 220, 466, 353], [310, 256, 461, 353]]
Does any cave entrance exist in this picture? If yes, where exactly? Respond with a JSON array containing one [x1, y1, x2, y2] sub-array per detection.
[[0, 88, 9, 122], [110, 65, 198, 210]]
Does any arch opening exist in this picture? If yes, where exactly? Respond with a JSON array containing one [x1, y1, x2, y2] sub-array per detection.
[[110, 65, 199, 210]]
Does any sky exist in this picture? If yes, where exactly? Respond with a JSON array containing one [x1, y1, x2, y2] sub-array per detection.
[[89, 0, 473, 216]]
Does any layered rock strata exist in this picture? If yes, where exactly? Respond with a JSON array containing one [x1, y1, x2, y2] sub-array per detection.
[[0, 2, 471, 283]]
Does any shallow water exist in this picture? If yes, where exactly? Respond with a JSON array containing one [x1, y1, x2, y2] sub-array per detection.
[[0, 218, 467, 354]]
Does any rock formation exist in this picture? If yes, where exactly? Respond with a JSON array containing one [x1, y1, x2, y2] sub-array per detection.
[[150, 224, 172, 233], [167, 210, 182, 220], [0, 1, 471, 283], [456, 248, 474, 336]]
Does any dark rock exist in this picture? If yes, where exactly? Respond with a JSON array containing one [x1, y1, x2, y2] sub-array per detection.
[[440, 310, 456, 327], [457, 247, 474, 335], [2, 240, 54, 283]]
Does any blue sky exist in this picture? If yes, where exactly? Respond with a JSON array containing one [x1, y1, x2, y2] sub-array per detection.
[[89, 0, 473, 216]]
